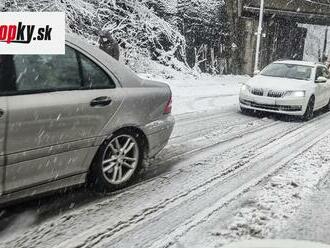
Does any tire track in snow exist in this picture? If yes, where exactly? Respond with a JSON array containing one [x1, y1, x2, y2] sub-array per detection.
[[1, 116, 294, 248], [2, 112, 324, 248], [157, 120, 278, 163], [173, 110, 234, 127], [51, 127, 292, 248], [82, 113, 330, 248], [48, 115, 326, 248], [148, 127, 330, 248], [112, 117, 294, 205], [154, 115, 280, 165], [169, 113, 268, 143], [170, 111, 249, 141]]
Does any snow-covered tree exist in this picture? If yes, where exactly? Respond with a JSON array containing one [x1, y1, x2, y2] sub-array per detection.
[[3, 0, 229, 74], [4, 0, 186, 72], [178, 0, 229, 74]]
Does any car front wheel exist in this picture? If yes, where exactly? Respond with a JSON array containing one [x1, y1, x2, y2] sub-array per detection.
[[303, 97, 314, 121], [89, 131, 144, 192]]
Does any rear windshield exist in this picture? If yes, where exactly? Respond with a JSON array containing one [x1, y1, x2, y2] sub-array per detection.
[[261, 63, 312, 81]]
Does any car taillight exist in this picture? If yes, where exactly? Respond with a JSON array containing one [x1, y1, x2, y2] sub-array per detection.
[[164, 96, 172, 114]]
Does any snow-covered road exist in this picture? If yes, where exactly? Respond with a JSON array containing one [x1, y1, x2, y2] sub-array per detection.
[[1, 75, 330, 248]]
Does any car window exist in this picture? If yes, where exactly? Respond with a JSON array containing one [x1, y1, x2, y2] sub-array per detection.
[[315, 67, 329, 80], [315, 67, 323, 80], [261, 63, 312, 80], [12, 46, 81, 92], [322, 67, 330, 79], [78, 52, 115, 89], [0, 56, 17, 93]]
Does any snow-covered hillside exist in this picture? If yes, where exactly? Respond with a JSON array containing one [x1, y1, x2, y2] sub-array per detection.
[[2, 0, 228, 74]]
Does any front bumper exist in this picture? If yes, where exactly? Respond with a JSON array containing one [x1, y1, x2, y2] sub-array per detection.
[[143, 115, 175, 158], [239, 93, 306, 115]]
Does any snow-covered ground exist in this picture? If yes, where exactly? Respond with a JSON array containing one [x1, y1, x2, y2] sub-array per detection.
[[139, 72, 250, 115], [2, 72, 330, 248], [175, 130, 330, 247]]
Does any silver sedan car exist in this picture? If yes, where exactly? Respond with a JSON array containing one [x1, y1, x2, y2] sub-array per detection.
[[0, 34, 174, 205]]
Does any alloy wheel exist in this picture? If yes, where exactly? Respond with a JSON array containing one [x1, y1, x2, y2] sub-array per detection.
[[101, 134, 139, 185]]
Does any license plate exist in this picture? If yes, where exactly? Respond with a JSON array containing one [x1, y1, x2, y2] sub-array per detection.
[[254, 98, 275, 105]]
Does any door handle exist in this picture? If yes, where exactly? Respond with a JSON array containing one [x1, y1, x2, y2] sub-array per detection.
[[90, 96, 112, 107]]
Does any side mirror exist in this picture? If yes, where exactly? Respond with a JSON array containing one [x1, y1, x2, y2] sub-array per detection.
[[253, 70, 260, 76], [315, 76, 327, 83]]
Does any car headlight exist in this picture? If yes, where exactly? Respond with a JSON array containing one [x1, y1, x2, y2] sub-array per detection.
[[241, 84, 250, 93], [284, 90, 305, 97]]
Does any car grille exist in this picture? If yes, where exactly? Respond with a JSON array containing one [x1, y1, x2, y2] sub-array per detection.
[[251, 88, 263, 96], [267, 90, 285, 98], [251, 88, 285, 98], [240, 99, 302, 112]]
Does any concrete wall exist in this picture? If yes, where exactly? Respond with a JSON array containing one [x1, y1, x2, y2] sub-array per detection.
[[238, 16, 307, 75], [240, 18, 257, 75], [226, 0, 319, 74]]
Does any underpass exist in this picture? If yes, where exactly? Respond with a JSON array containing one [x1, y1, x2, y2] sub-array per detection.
[[226, 0, 330, 74]]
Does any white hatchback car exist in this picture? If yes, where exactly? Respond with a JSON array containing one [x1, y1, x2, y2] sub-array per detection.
[[239, 60, 330, 120]]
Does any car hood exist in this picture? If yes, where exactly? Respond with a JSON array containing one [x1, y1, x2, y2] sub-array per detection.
[[247, 75, 313, 91], [222, 239, 330, 248]]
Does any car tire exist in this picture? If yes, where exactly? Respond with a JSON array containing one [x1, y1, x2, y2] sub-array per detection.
[[241, 106, 253, 115], [89, 130, 144, 192], [303, 97, 314, 121]]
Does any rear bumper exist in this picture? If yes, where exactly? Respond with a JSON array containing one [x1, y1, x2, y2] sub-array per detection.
[[143, 115, 175, 158], [239, 94, 307, 116]]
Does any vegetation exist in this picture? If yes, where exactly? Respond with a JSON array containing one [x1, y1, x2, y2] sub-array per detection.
[[3, 0, 232, 74]]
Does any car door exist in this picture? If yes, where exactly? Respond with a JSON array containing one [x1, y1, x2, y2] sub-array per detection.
[[314, 66, 326, 109], [4, 46, 124, 193], [321, 66, 330, 105]]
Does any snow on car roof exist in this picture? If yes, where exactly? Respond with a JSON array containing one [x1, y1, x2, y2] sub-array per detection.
[[273, 60, 323, 67]]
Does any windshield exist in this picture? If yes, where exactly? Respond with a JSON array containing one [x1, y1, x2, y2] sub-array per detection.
[[261, 63, 312, 80]]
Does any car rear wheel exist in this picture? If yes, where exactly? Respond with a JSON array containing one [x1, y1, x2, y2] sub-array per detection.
[[89, 131, 144, 192], [303, 97, 314, 121]]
